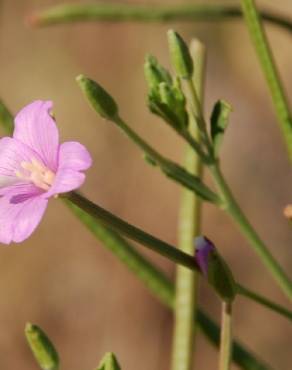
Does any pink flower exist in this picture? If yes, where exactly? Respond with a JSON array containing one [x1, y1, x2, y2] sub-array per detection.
[[0, 100, 92, 244]]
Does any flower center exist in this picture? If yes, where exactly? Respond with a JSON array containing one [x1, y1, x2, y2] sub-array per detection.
[[15, 159, 55, 191]]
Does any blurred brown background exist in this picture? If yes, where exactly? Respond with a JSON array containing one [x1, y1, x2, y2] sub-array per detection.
[[0, 0, 292, 369]]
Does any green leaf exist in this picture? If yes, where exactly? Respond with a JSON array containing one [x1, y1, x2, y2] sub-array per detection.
[[76, 75, 118, 120], [25, 323, 59, 370], [210, 100, 232, 157], [97, 352, 121, 370]]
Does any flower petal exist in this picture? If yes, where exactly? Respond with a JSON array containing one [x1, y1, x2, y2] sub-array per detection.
[[45, 169, 85, 198], [58, 141, 92, 171], [0, 137, 45, 191], [0, 194, 48, 244], [13, 196, 48, 243], [43, 141, 92, 197], [14, 100, 59, 171]]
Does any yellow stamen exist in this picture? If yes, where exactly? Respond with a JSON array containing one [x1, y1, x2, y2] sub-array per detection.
[[16, 159, 55, 191]]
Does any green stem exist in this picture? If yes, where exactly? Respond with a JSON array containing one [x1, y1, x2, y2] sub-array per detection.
[[240, 0, 292, 161], [66, 191, 200, 272], [111, 115, 219, 204], [237, 283, 292, 321], [67, 200, 272, 370], [171, 40, 206, 370], [209, 164, 292, 301], [29, 3, 292, 34], [219, 302, 233, 370]]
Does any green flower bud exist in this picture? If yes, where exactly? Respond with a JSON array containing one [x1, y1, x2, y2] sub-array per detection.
[[195, 237, 237, 302], [210, 100, 232, 158], [25, 323, 59, 370], [167, 30, 193, 79], [97, 352, 121, 370], [159, 82, 176, 107], [76, 74, 118, 120], [144, 54, 172, 93]]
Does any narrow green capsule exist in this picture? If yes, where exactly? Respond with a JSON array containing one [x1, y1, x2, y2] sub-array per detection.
[[25, 323, 59, 370], [76, 74, 118, 120], [97, 352, 121, 370], [167, 29, 193, 79]]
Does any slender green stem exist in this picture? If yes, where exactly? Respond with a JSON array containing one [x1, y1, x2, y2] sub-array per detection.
[[219, 302, 233, 370], [171, 40, 206, 370], [237, 283, 292, 321], [66, 191, 200, 272], [209, 164, 292, 301], [67, 200, 272, 370], [111, 115, 220, 204], [29, 3, 292, 35], [240, 0, 292, 161], [184, 80, 212, 154]]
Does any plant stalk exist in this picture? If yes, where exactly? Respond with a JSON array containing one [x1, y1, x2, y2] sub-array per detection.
[[171, 39, 206, 370], [240, 0, 292, 161], [209, 164, 292, 301], [219, 302, 233, 370], [29, 3, 292, 35]]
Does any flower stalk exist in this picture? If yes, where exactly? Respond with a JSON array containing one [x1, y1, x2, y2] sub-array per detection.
[[28, 3, 292, 35], [209, 164, 292, 300], [66, 191, 200, 272], [219, 302, 233, 370], [240, 0, 292, 162], [171, 39, 206, 370]]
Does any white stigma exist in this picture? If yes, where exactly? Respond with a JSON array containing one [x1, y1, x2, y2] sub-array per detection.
[[15, 159, 55, 191]]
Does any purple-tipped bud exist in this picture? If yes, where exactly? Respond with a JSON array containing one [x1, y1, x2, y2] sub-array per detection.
[[195, 236, 236, 302], [195, 236, 215, 276]]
